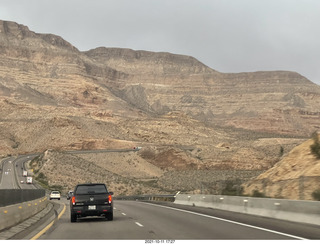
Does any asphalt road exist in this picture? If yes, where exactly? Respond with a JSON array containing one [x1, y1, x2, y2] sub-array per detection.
[[0, 158, 19, 189], [36, 199, 318, 240], [1, 153, 320, 240], [0, 156, 37, 189]]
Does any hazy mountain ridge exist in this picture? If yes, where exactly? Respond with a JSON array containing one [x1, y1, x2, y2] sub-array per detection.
[[1, 20, 319, 198], [84, 46, 320, 136]]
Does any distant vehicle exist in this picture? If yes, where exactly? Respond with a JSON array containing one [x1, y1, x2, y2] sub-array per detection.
[[49, 191, 61, 200], [23, 170, 28, 177], [70, 183, 113, 222], [66, 191, 74, 200], [20, 180, 24, 184], [26, 176, 32, 184]]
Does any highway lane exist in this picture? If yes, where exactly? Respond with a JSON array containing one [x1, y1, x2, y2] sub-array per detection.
[[0, 155, 37, 189], [14, 155, 37, 189], [38, 200, 309, 240], [0, 158, 19, 189], [1, 152, 319, 240]]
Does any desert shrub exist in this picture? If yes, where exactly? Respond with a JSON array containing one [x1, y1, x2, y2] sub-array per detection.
[[312, 189, 320, 201], [35, 173, 64, 192], [310, 132, 320, 159], [251, 190, 266, 198], [221, 179, 243, 196], [50, 184, 64, 192], [36, 172, 46, 180], [35, 172, 49, 187], [279, 146, 284, 157]]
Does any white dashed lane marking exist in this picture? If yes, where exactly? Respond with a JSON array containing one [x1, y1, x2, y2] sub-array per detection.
[[117, 209, 143, 228], [135, 222, 143, 227]]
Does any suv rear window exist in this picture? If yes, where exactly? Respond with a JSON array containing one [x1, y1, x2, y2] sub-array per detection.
[[75, 184, 108, 195]]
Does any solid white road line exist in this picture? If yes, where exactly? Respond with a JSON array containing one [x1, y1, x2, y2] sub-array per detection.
[[140, 202, 307, 240]]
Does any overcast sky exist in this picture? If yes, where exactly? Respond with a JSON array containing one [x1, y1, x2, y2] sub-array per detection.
[[1, 0, 320, 85]]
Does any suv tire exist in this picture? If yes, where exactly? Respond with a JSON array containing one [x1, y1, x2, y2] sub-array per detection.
[[106, 213, 113, 221], [71, 213, 77, 222]]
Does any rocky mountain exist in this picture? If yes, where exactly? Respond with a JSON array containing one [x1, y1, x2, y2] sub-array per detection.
[[1, 20, 320, 198], [84, 47, 320, 136]]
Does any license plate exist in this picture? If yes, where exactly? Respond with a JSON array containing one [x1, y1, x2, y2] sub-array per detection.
[[88, 205, 96, 210]]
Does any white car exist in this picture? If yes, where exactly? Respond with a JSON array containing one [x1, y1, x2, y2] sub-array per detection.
[[49, 191, 61, 200]]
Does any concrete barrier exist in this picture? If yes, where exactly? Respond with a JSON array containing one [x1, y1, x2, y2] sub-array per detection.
[[0, 197, 48, 231], [115, 194, 175, 202], [174, 194, 320, 226], [0, 189, 45, 207]]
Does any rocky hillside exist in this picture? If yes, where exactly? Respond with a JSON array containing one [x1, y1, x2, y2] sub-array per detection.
[[85, 47, 320, 136], [1, 20, 320, 198], [29, 148, 264, 196], [243, 133, 320, 200]]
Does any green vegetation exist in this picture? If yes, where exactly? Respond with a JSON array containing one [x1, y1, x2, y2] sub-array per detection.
[[310, 132, 320, 159], [35, 172, 63, 192], [35, 172, 49, 189], [311, 189, 320, 201], [50, 184, 64, 192], [279, 146, 284, 157], [221, 179, 243, 196], [251, 190, 267, 198]]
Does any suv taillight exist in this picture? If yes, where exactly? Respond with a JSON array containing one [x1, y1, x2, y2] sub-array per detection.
[[108, 194, 112, 204], [72, 196, 76, 205]]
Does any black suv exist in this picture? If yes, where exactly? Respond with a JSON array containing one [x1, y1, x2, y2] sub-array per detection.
[[70, 183, 113, 222]]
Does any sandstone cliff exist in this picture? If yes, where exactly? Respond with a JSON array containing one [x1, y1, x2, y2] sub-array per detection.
[[243, 134, 320, 200], [85, 47, 320, 136]]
